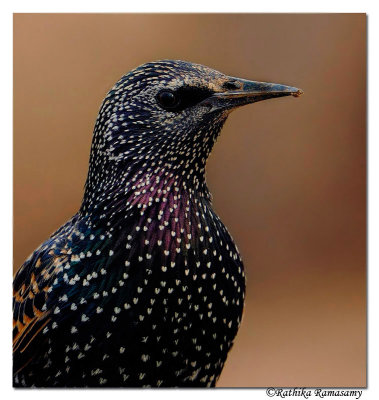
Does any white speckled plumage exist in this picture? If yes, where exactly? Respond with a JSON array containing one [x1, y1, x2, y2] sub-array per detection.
[[13, 60, 302, 387]]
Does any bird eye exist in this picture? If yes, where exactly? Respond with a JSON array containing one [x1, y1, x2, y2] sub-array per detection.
[[156, 86, 214, 112], [157, 90, 180, 110]]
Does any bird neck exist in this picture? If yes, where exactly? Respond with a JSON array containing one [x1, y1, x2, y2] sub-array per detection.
[[79, 113, 228, 221], [79, 158, 212, 222]]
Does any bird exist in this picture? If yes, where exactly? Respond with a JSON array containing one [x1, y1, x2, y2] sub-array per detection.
[[13, 60, 303, 388]]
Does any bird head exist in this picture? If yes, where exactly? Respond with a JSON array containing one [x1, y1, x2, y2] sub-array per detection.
[[83, 60, 302, 213]]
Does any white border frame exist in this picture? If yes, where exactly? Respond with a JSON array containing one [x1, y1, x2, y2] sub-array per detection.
[[2, 2, 376, 400]]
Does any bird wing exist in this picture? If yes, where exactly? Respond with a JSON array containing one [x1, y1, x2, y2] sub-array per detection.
[[13, 217, 78, 374]]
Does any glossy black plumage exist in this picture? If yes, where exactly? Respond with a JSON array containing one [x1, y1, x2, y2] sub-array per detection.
[[13, 60, 302, 387]]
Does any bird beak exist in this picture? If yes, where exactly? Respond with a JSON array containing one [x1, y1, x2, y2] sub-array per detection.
[[203, 77, 303, 112]]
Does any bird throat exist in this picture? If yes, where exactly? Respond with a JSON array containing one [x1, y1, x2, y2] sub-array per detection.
[[80, 114, 228, 222]]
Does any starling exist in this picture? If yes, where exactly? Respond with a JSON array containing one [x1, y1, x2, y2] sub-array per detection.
[[13, 60, 302, 387]]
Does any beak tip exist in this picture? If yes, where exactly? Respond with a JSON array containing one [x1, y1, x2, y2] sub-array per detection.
[[292, 88, 304, 98]]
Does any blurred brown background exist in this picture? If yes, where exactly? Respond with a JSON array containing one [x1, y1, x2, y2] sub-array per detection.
[[13, 14, 366, 387]]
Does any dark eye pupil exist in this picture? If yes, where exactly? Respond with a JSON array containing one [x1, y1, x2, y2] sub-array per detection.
[[157, 90, 178, 109], [156, 86, 214, 112]]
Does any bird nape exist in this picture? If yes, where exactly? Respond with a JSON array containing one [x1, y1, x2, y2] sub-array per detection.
[[13, 60, 302, 388]]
